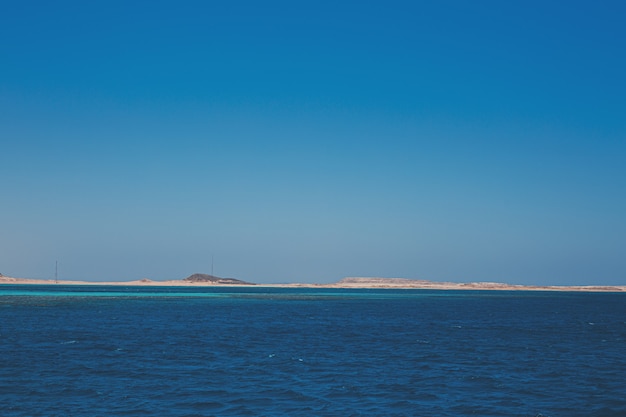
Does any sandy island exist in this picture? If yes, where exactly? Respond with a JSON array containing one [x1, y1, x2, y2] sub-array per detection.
[[0, 274, 624, 292]]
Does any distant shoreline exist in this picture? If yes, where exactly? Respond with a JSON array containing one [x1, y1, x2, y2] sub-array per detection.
[[1, 276, 624, 292]]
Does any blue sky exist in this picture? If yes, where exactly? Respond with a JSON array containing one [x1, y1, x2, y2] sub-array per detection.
[[1, 1, 625, 284]]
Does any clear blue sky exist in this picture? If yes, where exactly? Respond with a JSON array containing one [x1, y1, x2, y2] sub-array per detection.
[[2, 1, 625, 284]]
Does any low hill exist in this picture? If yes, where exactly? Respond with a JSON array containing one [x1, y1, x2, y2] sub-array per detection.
[[183, 273, 254, 285]]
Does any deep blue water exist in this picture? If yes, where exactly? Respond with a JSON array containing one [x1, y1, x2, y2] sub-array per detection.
[[1, 285, 625, 416]]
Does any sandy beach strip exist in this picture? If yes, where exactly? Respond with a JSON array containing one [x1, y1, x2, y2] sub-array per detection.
[[1, 276, 624, 292]]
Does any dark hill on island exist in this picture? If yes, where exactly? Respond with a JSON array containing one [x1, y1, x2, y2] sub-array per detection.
[[183, 273, 254, 285]]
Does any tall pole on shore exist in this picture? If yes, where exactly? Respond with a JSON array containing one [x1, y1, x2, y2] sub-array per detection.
[[55, 261, 58, 284], [211, 255, 214, 277]]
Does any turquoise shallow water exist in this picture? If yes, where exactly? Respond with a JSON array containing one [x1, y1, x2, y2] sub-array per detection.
[[1, 285, 625, 416]]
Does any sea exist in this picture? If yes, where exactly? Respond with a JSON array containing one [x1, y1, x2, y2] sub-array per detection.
[[1, 285, 625, 417]]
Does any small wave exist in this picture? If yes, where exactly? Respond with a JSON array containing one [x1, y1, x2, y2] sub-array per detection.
[[60, 340, 77, 344]]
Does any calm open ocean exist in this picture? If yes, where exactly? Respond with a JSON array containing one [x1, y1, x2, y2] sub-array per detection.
[[1, 285, 625, 416]]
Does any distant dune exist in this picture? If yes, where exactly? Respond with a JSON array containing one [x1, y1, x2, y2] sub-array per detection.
[[326, 277, 626, 292], [0, 274, 624, 292]]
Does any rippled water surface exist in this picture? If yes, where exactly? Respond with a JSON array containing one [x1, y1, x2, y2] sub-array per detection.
[[1, 285, 625, 416]]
